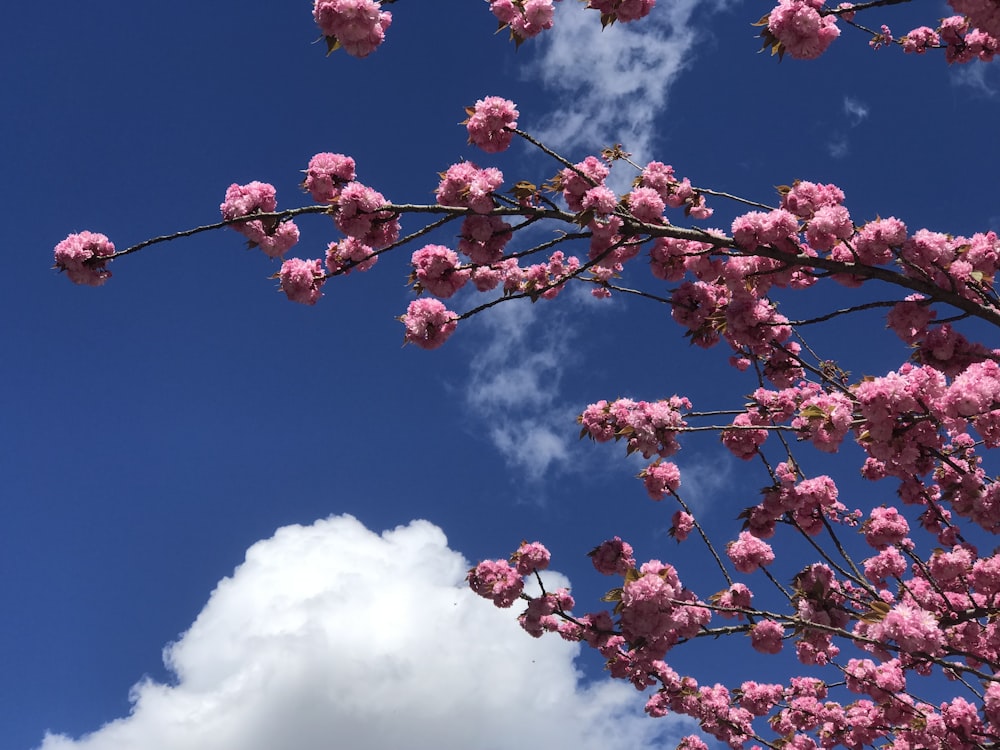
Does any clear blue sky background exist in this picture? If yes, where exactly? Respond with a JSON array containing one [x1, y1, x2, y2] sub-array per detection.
[[3, 2, 999, 749]]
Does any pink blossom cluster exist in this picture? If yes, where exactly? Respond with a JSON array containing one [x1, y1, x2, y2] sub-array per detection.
[[325, 236, 378, 275], [951, 0, 1000, 37], [726, 531, 775, 573], [586, 0, 657, 24], [641, 460, 681, 500], [669, 510, 694, 541], [410, 245, 470, 298], [619, 559, 710, 645], [488, 0, 560, 43], [741, 465, 850, 540], [466, 558, 523, 607], [588, 536, 636, 575], [767, 0, 841, 59], [520, 250, 581, 300], [558, 155, 611, 212], [467, 541, 554, 619], [458, 215, 512, 265], [648, 236, 715, 282], [637, 161, 712, 219], [333, 181, 399, 249], [937, 12, 1000, 61], [277, 257, 325, 305], [313, 0, 392, 58], [436, 162, 504, 214], [670, 279, 798, 384], [62, 73, 1000, 749], [578, 396, 691, 459], [302, 152, 356, 203], [53, 231, 115, 286], [220, 181, 301, 258], [464, 96, 519, 154], [399, 298, 458, 350]]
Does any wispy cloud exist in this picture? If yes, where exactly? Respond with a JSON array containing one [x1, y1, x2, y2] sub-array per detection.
[[35, 516, 685, 750], [826, 135, 849, 159], [463, 298, 577, 481], [842, 96, 870, 125], [527, 1, 703, 169], [951, 63, 999, 97], [826, 96, 870, 158]]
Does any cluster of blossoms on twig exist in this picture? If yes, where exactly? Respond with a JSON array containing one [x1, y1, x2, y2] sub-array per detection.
[[51, 2, 1000, 746], [53, 87, 1000, 743], [306, 0, 998, 62]]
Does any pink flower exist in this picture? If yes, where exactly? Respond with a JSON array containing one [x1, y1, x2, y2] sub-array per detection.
[[670, 511, 694, 541], [467, 559, 523, 607], [458, 215, 511, 265], [902, 25, 941, 53], [335, 181, 399, 249], [886, 295, 935, 344], [750, 619, 785, 653], [410, 245, 470, 298], [561, 156, 611, 212], [873, 603, 944, 655], [325, 237, 378, 275], [512, 541, 551, 575], [781, 180, 845, 218], [804, 204, 852, 251], [581, 186, 618, 216], [862, 547, 907, 584], [768, 0, 841, 59], [400, 298, 458, 350], [220, 181, 276, 220], [862, 506, 910, 550], [739, 681, 784, 716], [220, 181, 299, 257], [436, 162, 503, 214], [313, 0, 392, 58], [278, 258, 325, 305], [713, 582, 752, 619], [721, 413, 769, 459], [465, 96, 519, 153], [627, 186, 666, 223], [302, 152, 356, 203], [620, 561, 683, 640], [254, 222, 301, 258], [950, 0, 1000, 38], [54, 231, 115, 286], [727, 531, 776, 573], [641, 461, 681, 500], [489, 0, 557, 41], [588, 536, 636, 576], [588, 0, 656, 23], [731, 209, 800, 252]]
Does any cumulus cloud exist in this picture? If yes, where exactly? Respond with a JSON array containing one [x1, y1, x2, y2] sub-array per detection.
[[35, 515, 683, 750], [527, 1, 702, 172]]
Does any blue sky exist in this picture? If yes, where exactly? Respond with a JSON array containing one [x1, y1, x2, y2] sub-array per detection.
[[4, 2, 1000, 749]]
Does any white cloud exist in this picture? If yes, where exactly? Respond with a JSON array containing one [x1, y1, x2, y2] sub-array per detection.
[[842, 96, 869, 125], [826, 97, 868, 158], [463, 298, 578, 480], [527, 1, 702, 173], [951, 63, 999, 96], [35, 515, 683, 750], [826, 134, 849, 159]]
